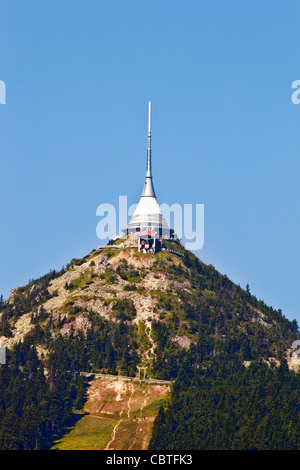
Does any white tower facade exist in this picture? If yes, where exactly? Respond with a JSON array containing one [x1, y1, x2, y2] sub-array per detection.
[[126, 102, 173, 238]]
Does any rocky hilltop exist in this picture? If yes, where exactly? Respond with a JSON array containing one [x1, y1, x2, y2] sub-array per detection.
[[0, 238, 298, 379]]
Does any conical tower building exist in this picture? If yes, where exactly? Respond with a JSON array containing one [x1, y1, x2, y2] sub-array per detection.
[[126, 102, 174, 239]]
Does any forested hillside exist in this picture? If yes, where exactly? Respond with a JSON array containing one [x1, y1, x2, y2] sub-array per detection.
[[0, 340, 87, 449], [0, 239, 299, 449], [149, 356, 300, 450]]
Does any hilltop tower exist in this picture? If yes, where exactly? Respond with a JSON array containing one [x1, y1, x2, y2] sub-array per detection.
[[126, 102, 174, 242]]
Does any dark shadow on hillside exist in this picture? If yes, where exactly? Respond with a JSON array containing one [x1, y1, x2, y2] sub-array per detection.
[[48, 411, 89, 450]]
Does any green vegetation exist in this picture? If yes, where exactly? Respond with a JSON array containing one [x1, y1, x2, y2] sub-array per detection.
[[148, 243, 298, 381], [99, 267, 117, 285], [0, 341, 87, 450], [138, 320, 152, 353], [116, 259, 144, 283], [53, 380, 169, 450], [111, 299, 137, 321], [0, 268, 64, 324], [149, 357, 300, 450], [142, 396, 169, 418], [146, 244, 300, 450], [52, 416, 116, 450], [149, 289, 178, 313], [67, 257, 87, 268], [45, 314, 139, 377], [0, 241, 299, 450], [123, 284, 137, 291]]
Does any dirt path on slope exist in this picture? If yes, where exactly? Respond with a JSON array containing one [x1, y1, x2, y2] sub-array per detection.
[[105, 410, 124, 450], [82, 377, 169, 450]]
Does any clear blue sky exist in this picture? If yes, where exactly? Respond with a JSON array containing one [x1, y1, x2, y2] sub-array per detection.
[[0, 1, 299, 327]]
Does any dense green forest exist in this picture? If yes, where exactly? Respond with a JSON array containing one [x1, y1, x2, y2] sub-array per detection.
[[0, 242, 299, 449], [0, 341, 87, 450], [148, 248, 300, 450], [149, 245, 299, 380], [149, 356, 300, 450]]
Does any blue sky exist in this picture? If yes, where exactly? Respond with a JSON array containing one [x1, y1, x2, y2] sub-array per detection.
[[0, 1, 299, 327]]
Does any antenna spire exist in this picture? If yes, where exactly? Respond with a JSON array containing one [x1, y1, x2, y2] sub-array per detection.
[[142, 101, 155, 197], [146, 101, 152, 177]]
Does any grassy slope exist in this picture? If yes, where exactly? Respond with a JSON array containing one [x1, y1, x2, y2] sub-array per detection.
[[51, 378, 169, 451], [52, 416, 116, 450]]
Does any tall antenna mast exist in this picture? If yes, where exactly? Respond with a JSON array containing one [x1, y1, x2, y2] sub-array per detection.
[[142, 101, 155, 197], [146, 101, 152, 177]]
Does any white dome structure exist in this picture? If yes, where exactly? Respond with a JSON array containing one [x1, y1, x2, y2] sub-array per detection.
[[125, 102, 174, 238]]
